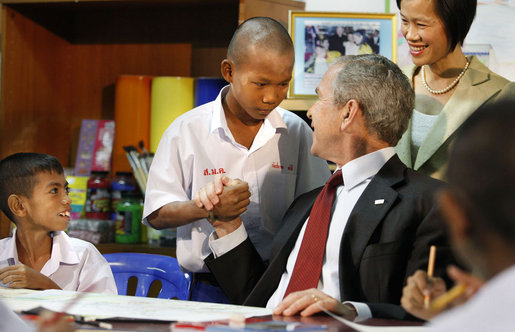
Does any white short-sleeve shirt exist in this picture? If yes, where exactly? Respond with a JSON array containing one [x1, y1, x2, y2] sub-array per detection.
[[143, 86, 331, 272], [0, 229, 117, 294]]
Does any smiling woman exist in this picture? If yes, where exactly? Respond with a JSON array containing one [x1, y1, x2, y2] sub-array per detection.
[[394, 0, 514, 180]]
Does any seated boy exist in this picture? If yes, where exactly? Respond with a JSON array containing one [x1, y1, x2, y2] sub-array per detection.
[[0, 152, 116, 294]]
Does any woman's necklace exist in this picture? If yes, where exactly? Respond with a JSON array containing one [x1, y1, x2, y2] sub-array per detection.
[[421, 59, 470, 95]]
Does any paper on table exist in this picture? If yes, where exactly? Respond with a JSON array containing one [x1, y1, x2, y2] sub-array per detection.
[[0, 288, 37, 298], [320, 307, 426, 332], [1, 289, 273, 323]]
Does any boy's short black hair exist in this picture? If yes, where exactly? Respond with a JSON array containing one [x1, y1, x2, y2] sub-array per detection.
[[227, 16, 293, 66], [396, 0, 477, 52], [0, 153, 64, 221]]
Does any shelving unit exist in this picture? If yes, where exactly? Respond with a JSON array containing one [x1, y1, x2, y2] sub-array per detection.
[[0, 0, 306, 239]]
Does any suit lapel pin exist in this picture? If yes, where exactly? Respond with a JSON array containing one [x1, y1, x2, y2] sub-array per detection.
[[374, 199, 385, 205]]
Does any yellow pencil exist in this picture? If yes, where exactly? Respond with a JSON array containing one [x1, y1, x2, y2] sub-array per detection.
[[430, 283, 467, 311], [424, 245, 436, 308]]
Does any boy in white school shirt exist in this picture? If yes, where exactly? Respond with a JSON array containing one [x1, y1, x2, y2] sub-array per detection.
[[143, 17, 331, 303], [0, 153, 116, 294]]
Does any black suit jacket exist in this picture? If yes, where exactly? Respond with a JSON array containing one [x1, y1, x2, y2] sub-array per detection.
[[205, 155, 455, 319]]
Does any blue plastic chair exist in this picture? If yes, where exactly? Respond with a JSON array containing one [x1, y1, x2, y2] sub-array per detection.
[[103, 253, 191, 300]]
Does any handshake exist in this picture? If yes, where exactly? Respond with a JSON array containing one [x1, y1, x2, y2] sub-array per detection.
[[193, 175, 251, 237]]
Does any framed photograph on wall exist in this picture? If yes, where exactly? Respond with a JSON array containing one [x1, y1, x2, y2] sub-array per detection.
[[288, 11, 397, 99]]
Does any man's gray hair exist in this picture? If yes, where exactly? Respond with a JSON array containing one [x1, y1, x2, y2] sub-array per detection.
[[330, 54, 414, 146]]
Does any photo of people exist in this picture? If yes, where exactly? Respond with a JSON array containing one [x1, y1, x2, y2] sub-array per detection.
[[289, 13, 395, 97], [303, 21, 380, 75]]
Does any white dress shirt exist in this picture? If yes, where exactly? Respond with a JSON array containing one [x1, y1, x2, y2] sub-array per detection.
[[210, 147, 396, 318], [428, 265, 515, 332], [143, 86, 331, 273], [0, 229, 117, 294]]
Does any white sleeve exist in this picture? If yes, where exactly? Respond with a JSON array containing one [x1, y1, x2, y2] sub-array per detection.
[[208, 224, 248, 258], [142, 124, 192, 225], [344, 301, 373, 321], [77, 244, 118, 295]]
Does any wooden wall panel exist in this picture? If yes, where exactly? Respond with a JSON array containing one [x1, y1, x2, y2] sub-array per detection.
[[0, 7, 193, 166], [240, 0, 305, 27], [66, 43, 192, 164], [0, 6, 71, 160]]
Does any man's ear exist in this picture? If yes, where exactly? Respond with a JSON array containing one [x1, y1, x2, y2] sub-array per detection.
[[438, 190, 470, 243], [221, 59, 234, 83], [340, 99, 360, 131], [7, 194, 27, 218]]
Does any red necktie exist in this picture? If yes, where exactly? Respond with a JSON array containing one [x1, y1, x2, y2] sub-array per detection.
[[283, 169, 343, 298]]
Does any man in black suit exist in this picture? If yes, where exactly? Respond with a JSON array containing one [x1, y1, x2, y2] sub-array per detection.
[[328, 25, 346, 55], [195, 54, 454, 321]]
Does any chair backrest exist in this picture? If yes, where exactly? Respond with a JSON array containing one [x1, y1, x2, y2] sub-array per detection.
[[103, 253, 190, 300]]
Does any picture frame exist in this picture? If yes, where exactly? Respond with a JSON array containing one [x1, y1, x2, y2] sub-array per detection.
[[288, 11, 397, 99]]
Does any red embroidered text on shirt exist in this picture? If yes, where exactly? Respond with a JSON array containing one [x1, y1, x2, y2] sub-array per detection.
[[203, 168, 227, 176], [272, 162, 294, 171]]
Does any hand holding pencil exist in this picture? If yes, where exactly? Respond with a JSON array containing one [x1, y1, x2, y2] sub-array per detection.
[[424, 248, 483, 312], [401, 270, 448, 320], [401, 246, 484, 321], [401, 246, 446, 320]]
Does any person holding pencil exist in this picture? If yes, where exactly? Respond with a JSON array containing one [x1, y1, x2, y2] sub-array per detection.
[[402, 99, 515, 331]]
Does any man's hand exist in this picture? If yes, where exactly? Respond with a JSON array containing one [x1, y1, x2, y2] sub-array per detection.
[[194, 175, 251, 221], [0, 264, 61, 290], [273, 289, 357, 319], [211, 217, 243, 238]]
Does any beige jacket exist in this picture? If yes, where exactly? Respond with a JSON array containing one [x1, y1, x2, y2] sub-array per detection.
[[396, 56, 514, 180]]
